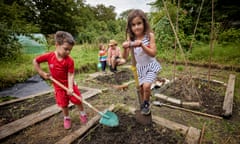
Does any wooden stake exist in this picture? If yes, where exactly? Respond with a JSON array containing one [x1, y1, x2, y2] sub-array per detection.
[[199, 122, 206, 144]]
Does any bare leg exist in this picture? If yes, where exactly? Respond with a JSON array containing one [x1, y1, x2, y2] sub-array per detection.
[[62, 106, 69, 117], [141, 83, 152, 115], [76, 103, 84, 111], [142, 83, 151, 101], [76, 103, 87, 123], [111, 57, 115, 69], [140, 85, 144, 103]]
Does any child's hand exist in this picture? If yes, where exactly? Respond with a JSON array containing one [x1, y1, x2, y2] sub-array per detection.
[[67, 89, 74, 96], [133, 40, 142, 47], [123, 40, 142, 48], [41, 72, 50, 80], [122, 41, 130, 49]]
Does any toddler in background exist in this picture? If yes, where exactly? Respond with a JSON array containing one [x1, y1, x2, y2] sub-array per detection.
[[98, 43, 107, 72]]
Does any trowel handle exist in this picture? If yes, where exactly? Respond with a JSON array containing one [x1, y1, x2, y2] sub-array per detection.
[[49, 77, 102, 114]]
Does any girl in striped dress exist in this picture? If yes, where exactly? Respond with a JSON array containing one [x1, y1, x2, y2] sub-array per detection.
[[122, 9, 162, 115]]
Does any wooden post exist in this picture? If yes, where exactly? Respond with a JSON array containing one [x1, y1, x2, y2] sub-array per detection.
[[222, 74, 236, 117]]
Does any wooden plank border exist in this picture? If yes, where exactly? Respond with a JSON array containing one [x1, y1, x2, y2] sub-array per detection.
[[222, 74, 236, 117], [0, 90, 53, 106], [0, 87, 101, 140]]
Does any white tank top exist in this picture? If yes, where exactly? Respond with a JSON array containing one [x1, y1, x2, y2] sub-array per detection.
[[134, 35, 156, 66]]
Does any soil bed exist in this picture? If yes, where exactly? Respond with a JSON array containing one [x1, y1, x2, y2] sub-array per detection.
[[74, 111, 185, 144], [0, 93, 55, 126], [154, 76, 225, 116], [94, 70, 133, 85], [0, 89, 87, 126]]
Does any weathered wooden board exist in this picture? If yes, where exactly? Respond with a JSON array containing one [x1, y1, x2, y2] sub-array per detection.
[[222, 74, 236, 117], [0, 87, 101, 140]]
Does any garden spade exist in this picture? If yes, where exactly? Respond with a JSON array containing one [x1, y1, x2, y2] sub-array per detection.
[[130, 44, 152, 125], [49, 77, 119, 127], [152, 101, 223, 119]]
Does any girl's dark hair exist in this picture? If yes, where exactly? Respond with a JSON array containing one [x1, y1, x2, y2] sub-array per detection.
[[126, 9, 151, 41], [54, 31, 75, 46]]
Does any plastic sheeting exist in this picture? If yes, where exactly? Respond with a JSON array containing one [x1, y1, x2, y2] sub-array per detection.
[[0, 75, 52, 98], [17, 34, 47, 54]]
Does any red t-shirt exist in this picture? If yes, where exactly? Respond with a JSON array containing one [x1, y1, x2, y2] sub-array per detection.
[[35, 52, 74, 90]]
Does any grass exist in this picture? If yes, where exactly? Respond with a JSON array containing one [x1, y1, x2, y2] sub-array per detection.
[[189, 42, 240, 66], [0, 54, 37, 88], [157, 42, 240, 67], [70, 43, 99, 68]]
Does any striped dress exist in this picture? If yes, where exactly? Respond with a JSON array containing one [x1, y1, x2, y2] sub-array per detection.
[[134, 34, 162, 85]]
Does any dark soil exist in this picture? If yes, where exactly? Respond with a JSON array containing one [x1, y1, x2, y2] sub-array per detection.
[[155, 76, 226, 116], [94, 70, 133, 85], [0, 93, 55, 126], [0, 89, 87, 126], [74, 111, 185, 144]]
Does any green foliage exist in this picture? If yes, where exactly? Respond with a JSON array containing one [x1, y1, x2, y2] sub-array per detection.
[[152, 16, 174, 50], [76, 19, 125, 44], [31, 0, 82, 35], [218, 28, 240, 43], [0, 22, 22, 59], [151, 0, 240, 52], [0, 1, 39, 60], [91, 4, 117, 21]]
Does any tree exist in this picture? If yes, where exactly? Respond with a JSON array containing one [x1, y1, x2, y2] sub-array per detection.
[[91, 4, 117, 22], [0, 0, 39, 59], [30, 0, 84, 36]]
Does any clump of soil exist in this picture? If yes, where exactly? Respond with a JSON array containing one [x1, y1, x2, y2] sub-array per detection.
[[74, 111, 185, 144], [95, 70, 133, 85]]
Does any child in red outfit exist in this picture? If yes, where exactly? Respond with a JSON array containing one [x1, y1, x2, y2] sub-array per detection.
[[33, 31, 87, 129]]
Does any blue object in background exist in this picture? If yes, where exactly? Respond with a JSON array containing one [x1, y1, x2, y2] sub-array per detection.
[[97, 63, 102, 69]]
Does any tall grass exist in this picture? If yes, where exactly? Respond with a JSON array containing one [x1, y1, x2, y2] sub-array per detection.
[[0, 54, 36, 88], [71, 43, 99, 68], [158, 42, 240, 67], [189, 42, 240, 66]]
